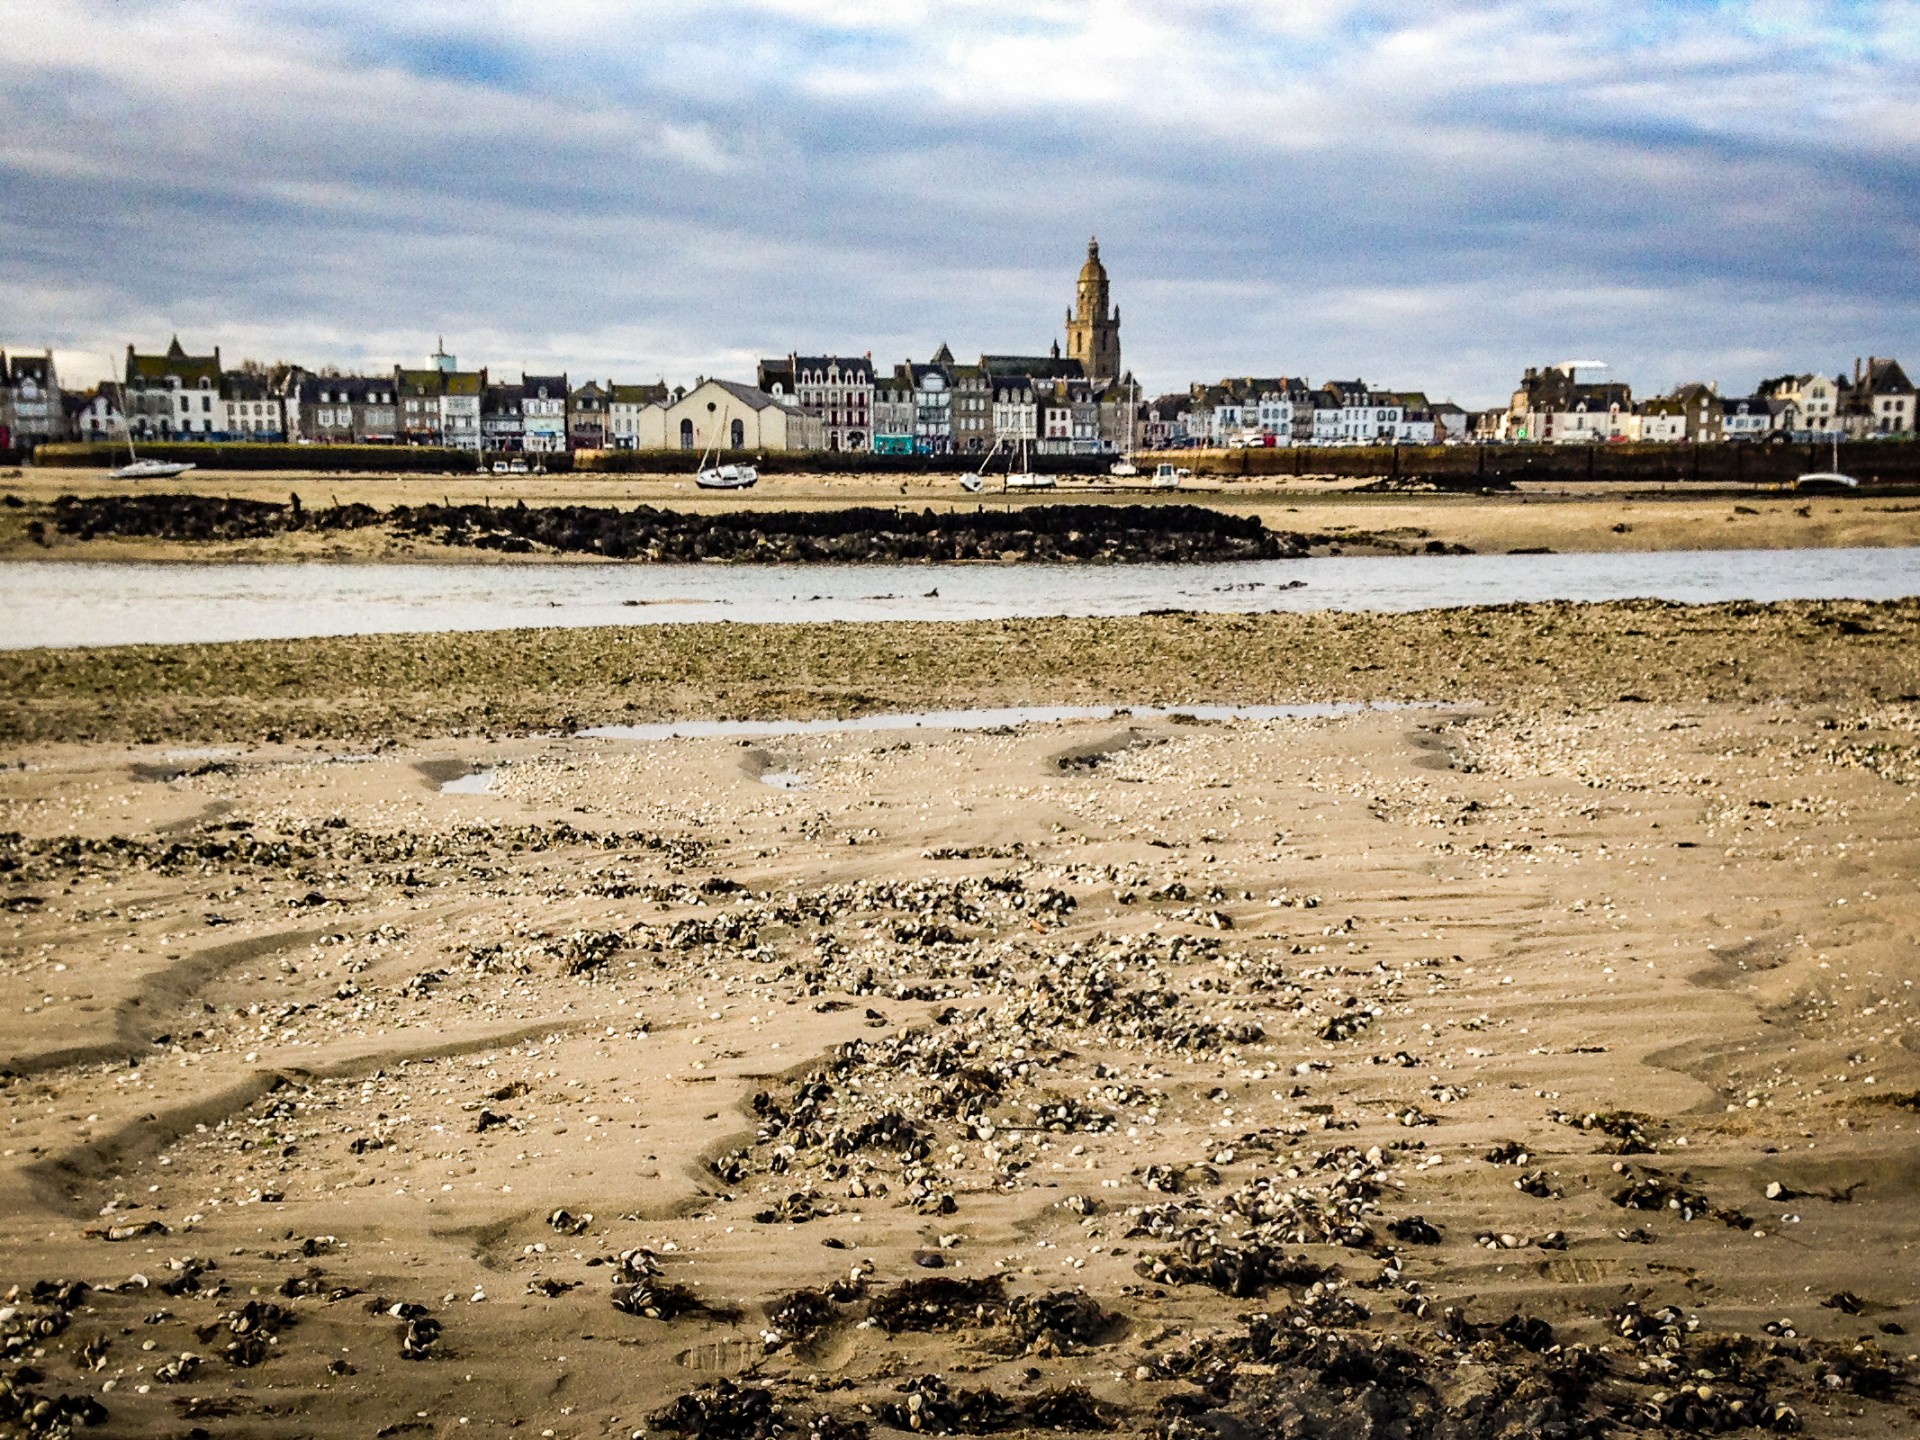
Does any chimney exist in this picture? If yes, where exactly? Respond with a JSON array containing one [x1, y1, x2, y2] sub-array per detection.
[[1855, 357, 1863, 385]]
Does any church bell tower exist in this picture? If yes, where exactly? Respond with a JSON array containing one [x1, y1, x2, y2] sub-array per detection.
[[1065, 237, 1120, 384]]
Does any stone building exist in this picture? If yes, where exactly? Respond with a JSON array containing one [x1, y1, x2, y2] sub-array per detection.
[[950, 363, 992, 454], [482, 382, 525, 452], [568, 379, 609, 451], [873, 367, 916, 455], [1064, 237, 1121, 386], [287, 374, 398, 444], [1, 350, 64, 448]]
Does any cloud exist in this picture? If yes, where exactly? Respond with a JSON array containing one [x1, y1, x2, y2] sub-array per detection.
[[1, 0, 1916, 405]]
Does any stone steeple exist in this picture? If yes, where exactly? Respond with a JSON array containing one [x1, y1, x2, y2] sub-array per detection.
[[1064, 237, 1120, 384]]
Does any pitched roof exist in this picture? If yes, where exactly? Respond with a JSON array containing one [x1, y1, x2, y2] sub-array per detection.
[[792, 355, 875, 383], [609, 383, 668, 405], [6, 352, 54, 386], [395, 368, 445, 396], [126, 339, 220, 387], [1864, 357, 1913, 394], [982, 354, 1084, 381], [691, 377, 784, 412], [295, 375, 395, 403], [522, 374, 569, 398], [220, 372, 274, 400]]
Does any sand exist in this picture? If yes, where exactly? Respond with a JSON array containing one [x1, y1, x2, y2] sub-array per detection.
[[6, 468, 1920, 562], [4, 599, 1918, 748], [1, 603, 1917, 1437]]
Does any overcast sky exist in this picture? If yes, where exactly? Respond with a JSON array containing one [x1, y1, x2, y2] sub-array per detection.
[[3, 0, 1917, 405]]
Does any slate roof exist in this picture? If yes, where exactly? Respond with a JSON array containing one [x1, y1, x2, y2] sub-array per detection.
[[1864, 358, 1913, 394], [126, 337, 220, 387], [981, 354, 1084, 381], [609, 383, 669, 405], [395, 368, 445, 397], [792, 356, 875, 384], [220, 372, 275, 401], [6, 352, 54, 386], [699, 378, 787, 412], [295, 376, 396, 405]]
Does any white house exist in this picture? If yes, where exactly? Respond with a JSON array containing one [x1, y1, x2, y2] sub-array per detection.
[[1636, 397, 1687, 442], [522, 374, 569, 453], [440, 370, 484, 452], [70, 388, 122, 444], [123, 339, 221, 439], [607, 383, 667, 449], [219, 372, 284, 441], [1719, 396, 1772, 441], [1343, 390, 1402, 444], [634, 378, 824, 452]]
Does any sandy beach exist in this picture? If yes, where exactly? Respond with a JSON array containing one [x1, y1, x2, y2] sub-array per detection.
[[1, 602, 1917, 1438]]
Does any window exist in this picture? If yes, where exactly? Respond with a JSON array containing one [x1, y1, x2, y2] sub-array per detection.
[[680, 418, 695, 449]]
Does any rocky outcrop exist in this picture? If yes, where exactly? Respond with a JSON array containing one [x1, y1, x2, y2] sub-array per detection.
[[47, 495, 1299, 563]]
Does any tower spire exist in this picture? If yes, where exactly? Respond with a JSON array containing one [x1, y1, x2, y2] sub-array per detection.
[[1066, 238, 1119, 384]]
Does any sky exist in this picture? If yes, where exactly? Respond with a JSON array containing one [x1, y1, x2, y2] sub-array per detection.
[[2, 0, 1918, 407]]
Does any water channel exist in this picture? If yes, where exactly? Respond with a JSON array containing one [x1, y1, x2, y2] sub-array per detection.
[[4, 547, 1917, 649]]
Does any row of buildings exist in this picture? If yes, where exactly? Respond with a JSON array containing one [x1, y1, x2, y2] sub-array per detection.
[[3, 240, 1913, 455], [1487, 360, 1916, 447], [7, 343, 1914, 459]]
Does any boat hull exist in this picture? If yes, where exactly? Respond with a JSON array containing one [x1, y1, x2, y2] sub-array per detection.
[[109, 461, 198, 480]]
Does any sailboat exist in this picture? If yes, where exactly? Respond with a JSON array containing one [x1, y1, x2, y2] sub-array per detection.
[[1794, 429, 1858, 491], [108, 381, 196, 479], [694, 406, 757, 490], [1004, 435, 1051, 490], [1109, 378, 1140, 477]]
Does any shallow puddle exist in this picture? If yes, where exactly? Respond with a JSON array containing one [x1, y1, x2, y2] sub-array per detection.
[[580, 700, 1431, 741], [440, 769, 500, 795]]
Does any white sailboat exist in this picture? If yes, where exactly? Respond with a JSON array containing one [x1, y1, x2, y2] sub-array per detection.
[[108, 381, 196, 480], [1109, 378, 1140, 477], [1004, 435, 1052, 490], [694, 405, 757, 490], [1794, 430, 1859, 491]]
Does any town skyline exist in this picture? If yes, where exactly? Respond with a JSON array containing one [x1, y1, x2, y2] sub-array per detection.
[[4, 3, 1917, 410]]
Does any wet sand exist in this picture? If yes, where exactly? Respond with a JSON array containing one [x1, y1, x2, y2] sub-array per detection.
[[6, 469, 1920, 561], [4, 599, 1918, 747], [1, 607, 1917, 1438]]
